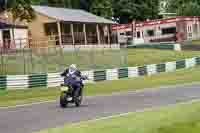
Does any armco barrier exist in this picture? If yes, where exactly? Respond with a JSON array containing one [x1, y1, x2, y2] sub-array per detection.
[[1, 56, 200, 90]]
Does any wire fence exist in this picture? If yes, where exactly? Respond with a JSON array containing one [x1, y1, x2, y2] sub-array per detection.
[[0, 47, 128, 75]]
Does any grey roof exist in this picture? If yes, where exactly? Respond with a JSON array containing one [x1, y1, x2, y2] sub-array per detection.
[[32, 6, 116, 24], [0, 19, 27, 29]]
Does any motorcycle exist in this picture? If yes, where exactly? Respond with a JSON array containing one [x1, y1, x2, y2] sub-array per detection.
[[60, 75, 88, 108]]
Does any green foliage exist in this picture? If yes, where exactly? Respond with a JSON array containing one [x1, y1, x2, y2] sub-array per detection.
[[89, 0, 113, 19], [113, 0, 160, 23], [0, 0, 35, 22], [9, 0, 36, 22], [166, 0, 200, 16], [1, 0, 162, 23], [31, 0, 81, 9]]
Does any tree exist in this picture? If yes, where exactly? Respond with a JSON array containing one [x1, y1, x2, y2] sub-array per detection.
[[31, 0, 81, 9], [166, 0, 200, 16], [0, 0, 35, 22], [89, 0, 113, 19], [112, 0, 160, 23]]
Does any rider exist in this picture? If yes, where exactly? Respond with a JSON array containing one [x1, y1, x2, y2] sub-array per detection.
[[61, 64, 82, 95]]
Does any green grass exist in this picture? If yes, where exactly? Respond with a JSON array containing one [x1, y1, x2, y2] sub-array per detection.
[[36, 101, 200, 133], [1, 48, 200, 75], [192, 40, 200, 45], [127, 49, 200, 66], [1, 66, 200, 107]]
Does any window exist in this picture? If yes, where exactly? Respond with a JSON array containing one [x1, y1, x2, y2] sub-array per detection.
[[137, 31, 141, 38], [161, 27, 176, 35], [126, 31, 132, 36], [188, 33, 192, 37], [120, 32, 125, 35], [188, 26, 192, 32], [44, 23, 58, 36], [193, 24, 198, 34], [146, 30, 154, 37]]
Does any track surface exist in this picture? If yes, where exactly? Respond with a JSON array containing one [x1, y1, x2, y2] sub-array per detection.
[[1, 83, 200, 133]]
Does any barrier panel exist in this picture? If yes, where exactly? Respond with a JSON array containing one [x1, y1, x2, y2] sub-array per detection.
[[106, 69, 118, 80], [176, 60, 186, 69], [28, 74, 47, 88], [118, 68, 128, 79], [147, 64, 157, 75], [196, 57, 200, 65], [156, 63, 166, 73], [165, 62, 176, 72], [185, 58, 196, 68], [0, 76, 6, 90], [93, 70, 106, 81], [138, 66, 147, 76], [128, 67, 139, 78]]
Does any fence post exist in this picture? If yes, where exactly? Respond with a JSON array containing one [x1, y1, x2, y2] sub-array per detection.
[[30, 48, 33, 74], [59, 47, 65, 71], [90, 49, 96, 69], [20, 39, 22, 49], [0, 50, 3, 75], [23, 48, 26, 74]]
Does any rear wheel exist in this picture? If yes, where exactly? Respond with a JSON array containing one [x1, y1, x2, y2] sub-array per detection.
[[60, 92, 68, 108]]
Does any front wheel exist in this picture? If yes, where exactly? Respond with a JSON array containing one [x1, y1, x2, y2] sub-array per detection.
[[74, 89, 82, 107], [60, 92, 68, 108]]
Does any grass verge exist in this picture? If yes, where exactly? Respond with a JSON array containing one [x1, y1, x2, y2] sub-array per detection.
[[36, 100, 200, 133], [1, 66, 200, 107]]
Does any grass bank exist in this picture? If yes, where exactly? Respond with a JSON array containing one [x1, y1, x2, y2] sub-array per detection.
[[36, 100, 200, 133], [1, 66, 200, 107]]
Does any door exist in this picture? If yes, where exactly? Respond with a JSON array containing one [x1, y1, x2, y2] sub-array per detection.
[[2, 30, 11, 49]]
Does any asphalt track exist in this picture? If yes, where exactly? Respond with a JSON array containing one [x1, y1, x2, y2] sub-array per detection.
[[1, 83, 200, 133]]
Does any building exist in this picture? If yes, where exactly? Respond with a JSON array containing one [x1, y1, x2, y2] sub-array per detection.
[[0, 20, 28, 49], [0, 6, 118, 49], [112, 16, 200, 44]]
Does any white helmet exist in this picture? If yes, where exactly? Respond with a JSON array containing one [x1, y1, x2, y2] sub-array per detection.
[[69, 64, 77, 70]]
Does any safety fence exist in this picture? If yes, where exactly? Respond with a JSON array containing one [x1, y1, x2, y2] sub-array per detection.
[[0, 56, 199, 90], [0, 47, 127, 75]]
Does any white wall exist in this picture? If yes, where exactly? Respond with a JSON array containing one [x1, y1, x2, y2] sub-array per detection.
[[14, 28, 28, 49]]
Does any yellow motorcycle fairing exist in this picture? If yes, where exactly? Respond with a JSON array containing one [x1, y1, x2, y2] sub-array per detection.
[[60, 86, 69, 91]]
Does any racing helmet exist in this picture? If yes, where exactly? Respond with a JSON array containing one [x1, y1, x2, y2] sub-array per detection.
[[69, 64, 77, 72]]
